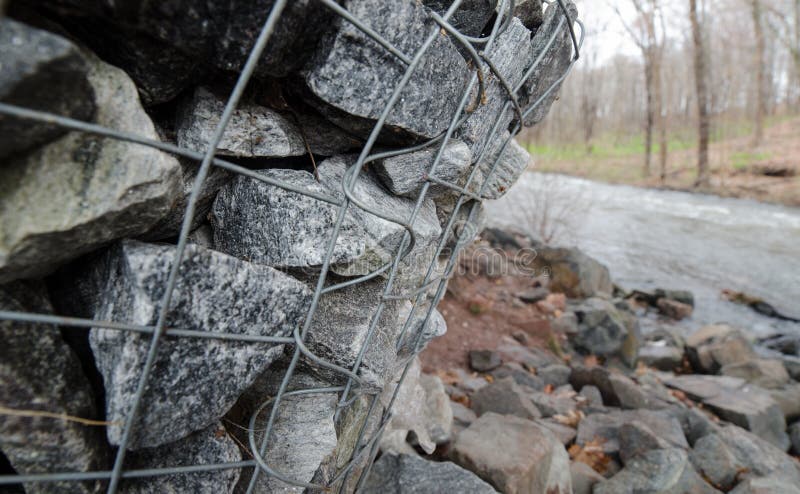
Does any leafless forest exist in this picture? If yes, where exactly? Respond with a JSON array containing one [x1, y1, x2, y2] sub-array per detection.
[[521, 0, 800, 205]]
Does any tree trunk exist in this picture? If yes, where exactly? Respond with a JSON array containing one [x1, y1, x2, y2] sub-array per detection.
[[655, 54, 668, 183], [643, 59, 655, 178], [690, 0, 711, 188], [750, 0, 766, 146]]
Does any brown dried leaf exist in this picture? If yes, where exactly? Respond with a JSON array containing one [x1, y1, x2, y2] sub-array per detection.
[[568, 438, 611, 474]]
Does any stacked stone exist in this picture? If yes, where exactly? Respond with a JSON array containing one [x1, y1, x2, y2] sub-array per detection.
[[0, 0, 575, 492]]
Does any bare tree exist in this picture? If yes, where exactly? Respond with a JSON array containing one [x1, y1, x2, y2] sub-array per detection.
[[690, 0, 711, 187], [750, 0, 767, 145]]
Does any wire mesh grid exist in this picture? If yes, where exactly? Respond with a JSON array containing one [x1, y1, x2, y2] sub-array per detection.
[[0, 0, 582, 492]]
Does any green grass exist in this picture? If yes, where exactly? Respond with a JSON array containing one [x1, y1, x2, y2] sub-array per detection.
[[526, 132, 694, 163], [731, 151, 772, 170]]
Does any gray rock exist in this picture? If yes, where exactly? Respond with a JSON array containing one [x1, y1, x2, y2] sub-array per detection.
[[470, 376, 541, 420], [374, 140, 472, 198], [451, 401, 478, 428], [304, 276, 402, 390], [571, 461, 605, 494], [396, 302, 448, 358], [686, 324, 756, 373], [0, 281, 106, 494], [730, 477, 800, 494], [529, 391, 576, 418], [693, 427, 800, 491], [535, 418, 577, 445], [211, 157, 442, 280], [424, 0, 498, 37], [0, 55, 181, 283], [510, 0, 545, 31], [450, 412, 572, 494], [26, 0, 333, 105], [469, 350, 502, 372], [664, 374, 790, 450], [594, 448, 720, 494], [720, 358, 790, 389], [638, 343, 684, 372], [671, 407, 721, 446], [520, 1, 578, 127], [176, 87, 359, 158], [569, 298, 640, 363], [495, 343, 561, 369], [576, 409, 688, 456], [534, 246, 613, 299], [363, 454, 498, 494], [121, 423, 241, 494], [0, 18, 94, 159], [380, 358, 437, 455], [570, 366, 667, 410], [578, 385, 603, 408], [619, 420, 673, 465], [85, 240, 312, 449], [538, 364, 572, 387], [460, 19, 533, 158], [434, 196, 486, 252], [302, 0, 469, 142], [420, 374, 454, 444], [474, 132, 531, 200]]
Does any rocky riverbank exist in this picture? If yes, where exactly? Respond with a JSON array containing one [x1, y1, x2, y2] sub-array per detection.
[[365, 227, 800, 493]]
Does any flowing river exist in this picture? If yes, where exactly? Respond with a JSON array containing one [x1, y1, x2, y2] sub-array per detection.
[[486, 172, 800, 336]]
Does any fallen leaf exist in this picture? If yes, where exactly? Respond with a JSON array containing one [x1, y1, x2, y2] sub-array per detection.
[[569, 438, 611, 474]]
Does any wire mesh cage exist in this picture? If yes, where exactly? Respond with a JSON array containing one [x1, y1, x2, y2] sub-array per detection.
[[0, 0, 582, 492]]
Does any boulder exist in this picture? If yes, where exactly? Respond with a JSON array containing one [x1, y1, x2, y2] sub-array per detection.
[[0, 18, 94, 159], [685, 325, 756, 373], [211, 157, 442, 281], [656, 298, 693, 320], [470, 376, 542, 420], [720, 358, 790, 389], [490, 363, 545, 391], [671, 406, 721, 446], [576, 409, 688, 456], [176, 87, 359, 158], [664, 375, 790, 450], [510, 0, 545, 31], [450, 413, 572, 494], [459, 19, 533, 158], [469, 350, 502, 372], [0, 281, 106, 494], [619, 420, 673, 465], [451, 401, 478, 428], [578, 385, 604, 408], [380, 358, 436, 455], [568, 298, 639, 361], [529, 391, 576, 418], [363, 454, 498, 494], [538, 364, 572, 387], [570, 366, 667, 410], [423, 0, 498, 37], [594, 448, 720, 494], [519, 1, 577, 127], [420, 373, 454, 444], [692, 427, 800, 490], [535, 419, 577, 446], [571, 461, 605, 494], [84, 240, 312, 449], [302, 0, 469, 142], [396, 302, 448, 358], [638, 344, 684, 372], [121, 423, 240, 494], [538, 245, 613, 298], [374, 140, 472, 198], [0, 55, 181, 283]]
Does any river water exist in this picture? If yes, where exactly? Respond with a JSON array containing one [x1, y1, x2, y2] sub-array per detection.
[[486, 172, 800, 336]]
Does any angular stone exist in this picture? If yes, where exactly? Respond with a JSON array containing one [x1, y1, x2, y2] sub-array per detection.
[[571, 461, 605, 494], [460, 19, 533, 157], [85, 240, 312, 449], [656, 298, 693, 320], [664, 375, 789, 450], [380, 358, 436, 455], [535, 418, 577, 446], [691, 433, 742, 491], [686, 325, 756, 373], [423, 0, 498, 37], [594, 448, 720, 494], [529, 391, 576, 418], [534, 246, 613, 299], [374, 140, 472, 198], [469, 349, 502, 372], [576, 409, 688, 455], [303, 0, 469, 141], [450, 413, 572, 494], [578, 385, 604, 408], [0, 281, 106, 494], [638, 343, 684, 372], [176, 87, 360, 158], [511, 0, 545, 31], [25, 0, 333, 105], [363, 454, 498, 494], [619, 420, 673, 465], [0, 55, 181, 283], [396, 302, 448, 358], [211, 157, 441, 280], [720, 358, 790, 389], [434, 196, 486, 252], [570, 366, 666, 410], [520, 1, 577, 127], [473, 132, 531, 200], [538, 364, 572, 387], [568, 298, 639, 360], [730, 477, 800, 494], [470, 376, 542, 420], [420, 373, 454, 444], [0, 18, 94, 159], [451, 401, 478, 428], [121, 423, 240, 494], [671, 407, 721, 446]]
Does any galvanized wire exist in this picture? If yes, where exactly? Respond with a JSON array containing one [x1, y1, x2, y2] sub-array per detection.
[[0, 0, 582, 492]]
